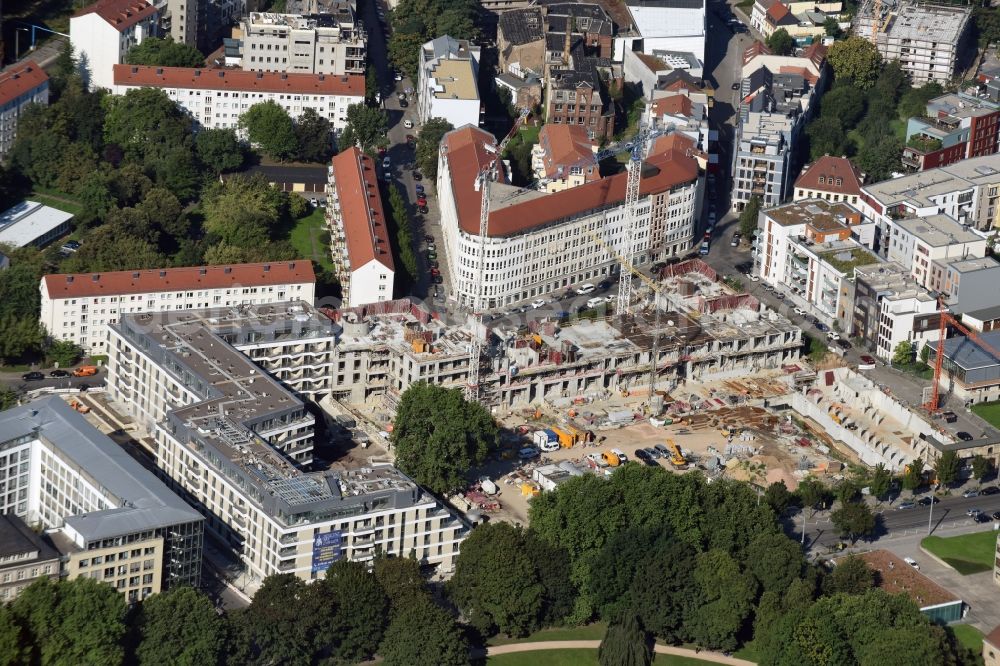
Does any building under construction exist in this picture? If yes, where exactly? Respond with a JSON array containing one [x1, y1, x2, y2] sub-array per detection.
[[853, 0, 972, 85]]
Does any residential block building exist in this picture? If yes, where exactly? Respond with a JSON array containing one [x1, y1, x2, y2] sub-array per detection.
[[240, 8, 366, 76], [497, 7, 544, 76], [327, 148, 395, 306], [0, 513, 60, 602], [792, 156, 863, 206], [530, 123, 599, 192], [165, 0, 244, 53], [71, 0, 160, 91], [849, 263, 940, 362], [105, 303, 469, 584], [417, 36, 480, 129], [0, 61, 49, 160], [437, 125, 703, 308], [625, 0, 706, 64], [545, 60, 616, 143], [111, 65, 364, 133], [750, 0, 841, 41], [0, 397, 204, 601], [902, 93, 1000, 171], [39, 261, 316, 353], [884, 215, 986, 290], [928, 330, 1000, 404]]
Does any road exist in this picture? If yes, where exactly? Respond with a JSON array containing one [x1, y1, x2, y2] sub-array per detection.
[[0, 366, 107, 393]]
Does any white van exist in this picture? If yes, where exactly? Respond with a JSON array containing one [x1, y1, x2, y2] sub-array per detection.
[[576, 283, 596, 295], [586, 296, 605, 309]]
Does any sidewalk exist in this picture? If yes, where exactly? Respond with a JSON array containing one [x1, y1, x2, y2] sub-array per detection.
[[481, 640, 755, 665]]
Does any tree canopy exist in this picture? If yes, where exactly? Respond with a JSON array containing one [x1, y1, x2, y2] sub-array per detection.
[[391, 382, 498, 494], [766, 29, 795, 56], [828, 37, 882, 90], [338, 103, 389, 155], [416, 118, 455, 181], [739, 195, 761, 237], [125, 37, 205, 68], [239, 102, 299, 161], [136, 586, 225, 666], [389, 0, 479, 80], [599, 614, 651, 666]]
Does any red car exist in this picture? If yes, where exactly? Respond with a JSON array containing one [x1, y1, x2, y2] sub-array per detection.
[[416, 198, 428, 207], [430, 268, 440, 276]]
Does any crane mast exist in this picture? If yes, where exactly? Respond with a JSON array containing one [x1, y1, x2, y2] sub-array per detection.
[[466, 109, 530, 403], [616, 151, 643, 314]]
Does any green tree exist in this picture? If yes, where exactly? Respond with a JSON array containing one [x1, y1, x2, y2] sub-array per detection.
[[365, 63, 379, 102], [61, 225, 167, 274], [835, 480, 859, 506], [868, 463, 892, 500], [0, 316, 45, 364], [796, 476, 827, 515], [857, 132, 904, 182], [598, 614, 651, 666], [903, 458, 925, 491], [746, 532, 804, 593], [764, 480, 793, 514], [196, 129, 245, 174], [125, 37, 205, 67], [103, 87, 191, 160], [379, 594, 470, 666], [821, 83, 866, 128], [320, 560, 390, 662], [766, 28, 795, 56], [391, 382, 498, 494], [136, 586, 225, 666], [739, 195, 761, 238], [235, 574, 335, 665], [339, 103, 389, 155], [972, 454, 993, 482], [416, 117, 455, 181], [898, 82, 945, 122], [388, 32, 425, 83], [449, 522, 543, 637], [0, 604, 28, 666], [46, 340, 82, 368], [373, 555, 426, 609], [388, 182, 418, 282], [823, 553, 875, 595], [828, 36, 883, 90], [0, 387, 19, 411], [831, 501, 876, 542], [523, 530, 577, 627], [806, 116, 848, 160], [934, 450, 962, 487], [892, 340, 914, 366], [293, 108, 332, 162], [824, 16, 842, 37], [239, 101, 299, 160], [689, 549, 756, 651], [201, 174, 287, 247]]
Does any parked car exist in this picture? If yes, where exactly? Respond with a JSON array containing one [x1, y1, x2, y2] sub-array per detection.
[[903, 557, 919, 569], [598, 280, 611, 291], [917, 496, 940, 506], [645, 446, 661, 459], [793, 307, 806, 316], [942, 411, 958, 423], [424, 233, 434, 242], [730, 233, 741, 247], [428, 260, 439, 268], [897, 501, 916, 510], [957, 431, 974, 441], [815, 322, 829, 332], [432, 275, 443, 284], [412, 171, 423, 181], [576, 283, 596, 295], [858, 355, 877, 370], [398, 99, 408, 108], [826, 331, 841, 341], [415, 184, 425, 194], [731, 82, 740, 90], [416, 197, 428, 206], [382, 156, 391, 169], [403, 119, 413, 129], [426, 251, 437, 260], [966, 507, 983, 517], [654, 444, 671, 458], [992, 510, 1000, 520], [611, 448, 628, 463], [530, 298, 546, 309], [49, 370, 70, 378], [517, 447, 541, 461], [976, 512, 992, 523], [586, 296, 606, 309], [417, 205, 428, 214], [981, 486, 1000, 496], [963, 488, 980, 498], [22, 372, 44, 381]]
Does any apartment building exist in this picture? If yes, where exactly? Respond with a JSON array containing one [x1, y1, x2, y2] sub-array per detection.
[[105, 304, 468, 584], [545, 61, 616, 143], [937, 256, 1000, 314], [0, 513, 60, 602], [0, 397, 204, 601], [857, 154, 1000, 236], [417, 36, 480, 129], [626, 0, 706, 63], [39, 261, 316, 354], [497, 7, 544, 76], [240, 8, 366, 76], [884, 215, 986, 289], [850, 263, 940, 362], [0, 61, 49, 160], [646, 92, 716, 173], [437, 125, 703, 308], [902, 93, 1000, 171], [70, 0, 160, 91], [111, 65, 364, 133], [793, 156, 863, 206], [861, 3, 971, 86], [530, 123, 599, 192], [750, 0, 841, 41], [164, 0, 243, 52], [327, 148, 395, 306]]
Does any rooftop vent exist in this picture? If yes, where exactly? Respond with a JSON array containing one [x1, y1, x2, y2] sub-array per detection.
[[131, 66, 138, 74], [218, 71, 225, 78], [132, 272, 140, 278], [194, 70, 201, 77], [92, 274, 100, 282], [160, 270, 167, 277], [156, 68, 163, 75], [288, 262, 296, 269], [257, 72, 263, 79], [66, 276, 74, 284], [199, 268, 207, 276], [224, 267, 232, 274], [264, 264, 271, 272]]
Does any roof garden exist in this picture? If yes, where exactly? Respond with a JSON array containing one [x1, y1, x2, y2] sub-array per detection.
[[820, 247, 879, 274]]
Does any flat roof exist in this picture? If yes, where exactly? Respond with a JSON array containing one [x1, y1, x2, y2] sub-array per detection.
[[943, 256, 1000, 274], [0, 201, 72, 248], [429, 58, 478, 100], [886, 3, 970, 44], [856, 549, 961, 609], [964, 304, 1000, 322], [895, 215, 981, 247], [764, 198, 859, 228], [0, 397, 203, 541], [863, 154, 1000, 210]]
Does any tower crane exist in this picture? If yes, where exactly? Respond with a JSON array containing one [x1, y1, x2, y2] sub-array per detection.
[[466, 108, 531, 403], [924, 296, 1000, 412]]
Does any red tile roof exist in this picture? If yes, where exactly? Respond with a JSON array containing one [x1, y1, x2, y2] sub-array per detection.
[[113, 65, 365, 96], [73, 0, 157, 31], [651, 95, 694, 118], [0, 61, 48, 107], [794, 155, 863, 196], [536, 124, 598, 180], [443, 125, 699, 238], [766, 2, 791, 22], [742, 41, 772, 65], [329, 147, 394, 271], [985, 624, 1000, 649], [42, 261, 316, 299], [803, 42, 829, 69]]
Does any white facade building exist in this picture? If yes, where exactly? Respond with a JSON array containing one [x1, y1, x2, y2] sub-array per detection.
[[417, 36, 480, 128], [622, 0, 706, 64], [884, 215, 987, 289], [39, 261, 316, 354], [70, 0, 160, 91], [241, 9, 366, 76], [0, 61, 49, 160], [111, 65, 364, 133], [438, 126, 703, 307], [327, 148, 395, 306]]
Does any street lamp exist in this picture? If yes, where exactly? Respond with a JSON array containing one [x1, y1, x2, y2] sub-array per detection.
[[14, 28, 29, 62], [927, 483, 939, 536]]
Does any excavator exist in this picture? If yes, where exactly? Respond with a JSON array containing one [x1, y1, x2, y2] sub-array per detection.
[[665, 438, 688, 470]]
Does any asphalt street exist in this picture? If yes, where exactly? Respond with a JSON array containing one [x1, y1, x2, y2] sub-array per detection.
[[0, 367, 107, 393]]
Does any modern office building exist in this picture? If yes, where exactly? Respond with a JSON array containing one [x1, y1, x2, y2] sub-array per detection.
[[70, 0, 160, 91], [240, 7, 366, 76], [0, 61, 49, 160], [327, 148, 395, 306], [0, 513, 60, 602], [417, 36, 481, 129], [902, 93, 1000, 171], [111, 65, 364, 133], [105, 303, 469, 583], [437, 125, 703, 308], [39, 261, 316, 354], [0, 397, 204, 601]]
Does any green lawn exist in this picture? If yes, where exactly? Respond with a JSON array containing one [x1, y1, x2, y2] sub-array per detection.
[[30, 191, 84, 218], [487, 624, 607, 646], [922, 530, 998, 575], [972, 401, 1000, 430], [289, 208, 334, 272], [950, 624, 984, 652], [488, 650, 718, 665]]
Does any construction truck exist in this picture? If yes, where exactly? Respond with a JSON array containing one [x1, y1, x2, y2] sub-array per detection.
[[69, 399, 90, 414], [73, 365, 98, 377], [666, 439, 688, 470]]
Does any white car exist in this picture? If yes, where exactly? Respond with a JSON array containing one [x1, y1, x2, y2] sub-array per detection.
[[394, 72, 403, 81], [611, 448, 628, 463], [576, 283, 596, 295], [403, 119, 413, 129], [827, 331, 841, 341], [586, 296, 605, 309], [903, 557, 919, 570], [793, 307, 806, 316], [749, 275, 760, 282], [530, 298, 546, 309], [382, 156, 391, 168], [539, 439, 560, 453]]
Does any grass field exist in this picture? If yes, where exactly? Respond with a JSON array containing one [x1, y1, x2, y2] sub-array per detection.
[[487, 650, 719, 665], [950, 624, 984, 652], [487, 624, 607, 647], [30, 191, 84, 218], [972, 401, 1000, 430], [289, 208, 334, 272], [922, 530, 998, 574]]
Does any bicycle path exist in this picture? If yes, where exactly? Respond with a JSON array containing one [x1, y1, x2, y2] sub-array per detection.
[[481, 640, 755, 664]]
